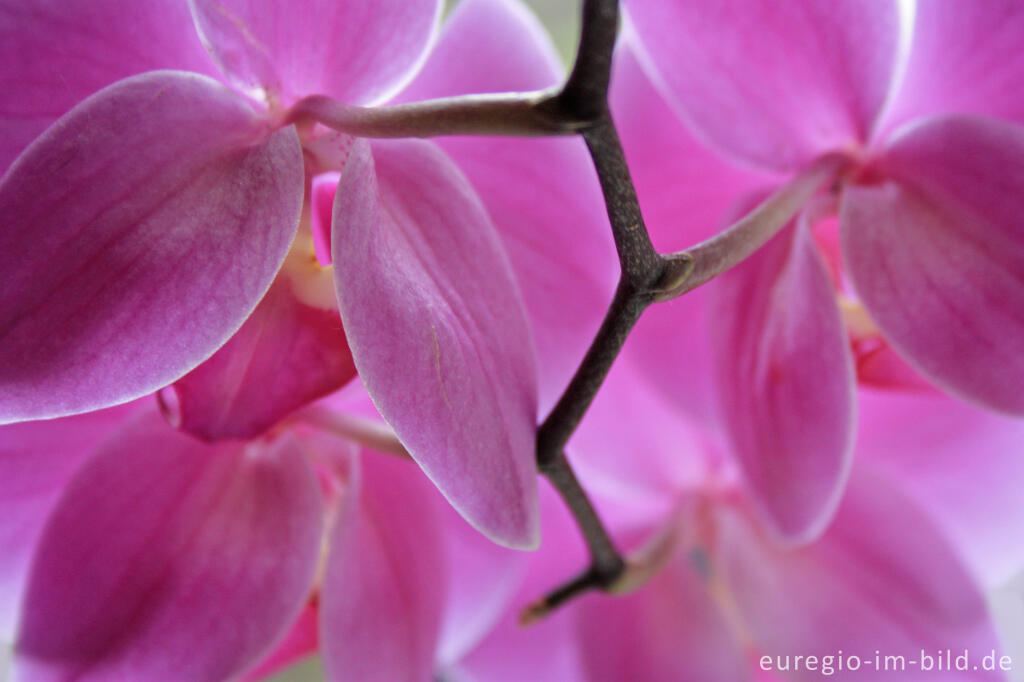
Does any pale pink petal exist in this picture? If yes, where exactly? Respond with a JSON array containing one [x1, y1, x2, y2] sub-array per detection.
[[190, 0, 440, 105], [623, 0, 900, 170], [575, 551, 751, 682], [0, 0, 217, 172], [455, 485, 589, 682], [165, 276, 356, 441], [332, 139, 539, 549], [841, 115, 1024, 415], [437, 499, 527, 667], [710, 218, 856, 543], [0, 402, 141, 639], [13, 410, 324, 682], [718, 466, 1002, 679], [0, 71, 305, 424], [320, 451, 446, 682], [612, 45, 774, 423], [883, 0, 1024, 131], [858, 387, 1024, 588], [394, 0, 617, 410]]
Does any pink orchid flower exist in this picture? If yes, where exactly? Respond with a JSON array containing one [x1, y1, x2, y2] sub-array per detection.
[[617, 0, 1024, 541], [0, 0, 619, 548], [0, 390, 530, 682], [472, 362, 1024, 681]]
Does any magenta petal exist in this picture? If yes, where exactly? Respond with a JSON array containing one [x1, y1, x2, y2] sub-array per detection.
[[624, 0, 900, 170], [13, 410, 323, 682], [0, 403, 140, 639], [575, 551, 750, 682], [190, 0, 440, 105], [321, 451, 446, 682], [0, 71, 305, 424], [710, 218, 856, 543], [841, 115, 1024, 415], [332, 139, 539, 548], [884, 0, 1024, 130], [167, 275, 357, 441], [394, 0, 618, 410], [718, 467, 1002, 675], [0, 0, 217, 172]]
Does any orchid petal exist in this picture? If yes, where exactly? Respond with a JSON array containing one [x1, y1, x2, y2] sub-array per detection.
[[710, 217, 856, 543], [13, 410, 323, 682], [718, 467, 1002, 677], [858, 388, 1024, 588], [189, 0, 441, 106], [0, 0, 216, 172], [575, 551, 751, 682], [623, 0, 900, 170], [0, 71, 305, 424], [841, 115, 1024, 415], [394, 0, 617, 410], [166, 275, 356, 441], [242, 603, 318, 682], [332, 139, 539, 549], [0, 403, 140, 639], [320, 451, 446, 682], [437, 499, 527, 666], [883, 0, 1024, 130], [612, 45, 774, 423]]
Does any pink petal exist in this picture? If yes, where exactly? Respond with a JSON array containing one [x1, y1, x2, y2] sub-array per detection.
[[858, 387, 1024, 588], [0, 71, 305, 424], [575, 551, 751, 682], [394, 0, 617, 410], [437, 497, 527, 666], [623, 0, 900, 170], [0, 402, 141, 639], [320, 451, 446, 682], [611, 45, 774, 423], [190, 0, 441, 106], [841, 115, 1024, 415], [710, 217, 856, 543], [242, 602, 319, 682], [332, 139, 539, 549], [718, 466, 1002, 678], [13, 410, 324, 682], [165, 275, 357, 441], [0, 0, 217, 172], [883, 0, 1024, 131]]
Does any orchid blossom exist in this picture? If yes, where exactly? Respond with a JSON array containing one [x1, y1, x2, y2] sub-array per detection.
[[0, 0, 621, 549], [619, 0, 1024, 542]]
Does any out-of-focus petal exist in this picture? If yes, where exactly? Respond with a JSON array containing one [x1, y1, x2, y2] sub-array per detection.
[[242, 602, 319, 682], [882, 0, 1024, 131], [332, 139, 539, 549], [575, 551, 751, 682], [13, 410, 324, 682], [190, 0, 440, 106], [454, 485, 589, 682], [612, 45, 773, 423], [437, 500, 527, 667], [165, 275, 356, 441], [710, 218, 856, 543], [841, 115, 1024, 415], [0, 403, 140, 639], [394, 0, 617, 410], [0, 0, 217, 172], [857, 388, 1024, 588], [0, 71, 305, 424], [718, 467, 1003, 679], [623, 0, 900, 170], [320, 451, 446, 682]]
